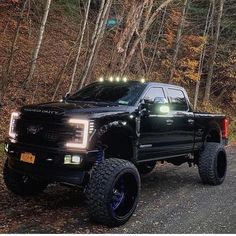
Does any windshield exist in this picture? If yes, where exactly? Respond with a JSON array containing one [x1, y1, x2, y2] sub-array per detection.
[[67, 82, 146, 106]]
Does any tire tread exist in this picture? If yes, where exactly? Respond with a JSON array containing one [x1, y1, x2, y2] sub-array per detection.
[[198, 142, 227, 185], [86, 158, 140, 226]]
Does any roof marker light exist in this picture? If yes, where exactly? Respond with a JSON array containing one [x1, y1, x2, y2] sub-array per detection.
[[123, 77, 127, 82], [109, 76, 114, 82], [141, 78, 146, 83], [115, 77, 120, 82], [99, 77, 104, 82]]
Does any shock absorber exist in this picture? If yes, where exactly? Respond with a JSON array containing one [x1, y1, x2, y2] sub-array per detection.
[[96, 148, 104, 163]]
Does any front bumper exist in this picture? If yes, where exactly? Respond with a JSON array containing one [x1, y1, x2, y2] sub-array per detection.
[[5, 140, 99, 186]]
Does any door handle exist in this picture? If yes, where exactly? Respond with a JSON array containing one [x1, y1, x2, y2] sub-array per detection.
[[166, 119, 174, 125], [176, 111, 186, 116], [188, 119, 194, 125]]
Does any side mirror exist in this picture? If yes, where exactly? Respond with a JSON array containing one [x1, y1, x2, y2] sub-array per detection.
[[143, 96, 155, 104], [158, 104, 170, 114], [145, 97, 170, 115], [154, 97, 170, 114], [140, 97, 170, 115], [154, 97, 168, 104]]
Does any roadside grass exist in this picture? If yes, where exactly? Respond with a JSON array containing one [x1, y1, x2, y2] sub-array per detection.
[[229, 120, 236, 142], [0, 143, 4, 156], [0, 143, 5, 171]]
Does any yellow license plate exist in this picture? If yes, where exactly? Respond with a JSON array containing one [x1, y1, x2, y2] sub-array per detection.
[[20, 152, 36, 164]]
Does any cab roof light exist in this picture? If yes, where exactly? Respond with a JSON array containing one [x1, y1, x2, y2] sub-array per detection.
[[98, 76, 129, 82], [140, 78, 146, 83], [123, 77, 127, 82], [99, 77, 104, 82]]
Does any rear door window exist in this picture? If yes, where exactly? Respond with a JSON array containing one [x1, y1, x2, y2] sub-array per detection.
[[145, 87, 166, 101], [167, 88, 188, 111]]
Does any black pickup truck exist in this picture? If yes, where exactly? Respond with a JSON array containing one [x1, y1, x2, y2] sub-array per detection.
[[3, 79, 228, 226]]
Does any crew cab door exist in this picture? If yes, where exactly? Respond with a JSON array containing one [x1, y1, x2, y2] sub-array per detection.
[[138, 86, 194, 161], [138, 87, 172, 160], [166, 88, 194, 154]]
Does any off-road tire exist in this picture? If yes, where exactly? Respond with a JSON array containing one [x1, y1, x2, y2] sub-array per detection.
[[3, 160, 48, 196], [198, 142, 227, 185], [137, 161, 157, 174], [86, 158, 140, 226]]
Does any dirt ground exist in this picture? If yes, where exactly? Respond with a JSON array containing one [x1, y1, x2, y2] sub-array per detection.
[[0, 144, 235, 233]]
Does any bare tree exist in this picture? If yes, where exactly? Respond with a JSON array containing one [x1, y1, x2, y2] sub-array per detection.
[[52, 26, 86, 100], [78, 0, 113, 89], [120, 0, 176, 75], [68, 0, 91, 94], [0, 0, 28, 104], [194, 0, 214, 110], [147, 4, 168, 76], [111, 0, 148, 74], [24, 0, 52, 87], [168, 0, 189, 83], [203, 0, 225, 103], [52, 0, 92, 100], [51, 38, 79, 101]]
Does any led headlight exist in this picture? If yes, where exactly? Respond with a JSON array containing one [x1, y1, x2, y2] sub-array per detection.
[[66, 119, 89, 149], [71, 155, 82, 163], [9, 112, 20, 139]]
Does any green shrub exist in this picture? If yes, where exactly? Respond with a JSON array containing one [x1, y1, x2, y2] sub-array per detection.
[[229, 120, 236, 142], [0, 143, 4, 157]]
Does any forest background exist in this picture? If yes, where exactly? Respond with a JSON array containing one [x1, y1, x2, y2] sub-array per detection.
[[0, 0, 236, 141]]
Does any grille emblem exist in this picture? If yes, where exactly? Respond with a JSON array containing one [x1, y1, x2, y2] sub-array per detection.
[[27, 125, 43, 135]]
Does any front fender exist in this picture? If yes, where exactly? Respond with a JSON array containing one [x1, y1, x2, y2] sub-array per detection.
[[88, 120, 137, 150]]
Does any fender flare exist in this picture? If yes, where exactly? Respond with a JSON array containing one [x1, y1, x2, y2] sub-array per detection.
[[96, 120, 136, 142], [203, 121, 222, 145], [92, 120, 138, 162]]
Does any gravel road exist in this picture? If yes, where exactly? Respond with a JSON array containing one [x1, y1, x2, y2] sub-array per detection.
[[0, 144, 235, 233]]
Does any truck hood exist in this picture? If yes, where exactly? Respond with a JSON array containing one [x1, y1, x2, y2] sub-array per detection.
[[21, 101, 131, 118]]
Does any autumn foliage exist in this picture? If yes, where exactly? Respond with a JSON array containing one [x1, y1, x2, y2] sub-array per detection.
[[0, 0, 235, 140]]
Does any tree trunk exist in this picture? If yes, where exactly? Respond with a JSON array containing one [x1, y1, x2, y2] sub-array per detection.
[[147, 4, 168, 75], [24, 0, 52, 87], [78, 0, 112, 89], [194, 0, 214, 110], [203, 0, 225, 103], [0, 0, 28, 105], [114, 0, 148, 74], [52, 16, 89, 101], [168, 0, 189, 83], [120, 0, 176, 75], [68, 0, 91, 94]]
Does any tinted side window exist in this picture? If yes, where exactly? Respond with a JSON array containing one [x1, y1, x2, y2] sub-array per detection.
[[168, 89, 188, 111], [145, 87, 165, 100]]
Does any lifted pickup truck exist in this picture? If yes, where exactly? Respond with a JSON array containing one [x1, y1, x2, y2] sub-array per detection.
[[4, 79, 228, 226]]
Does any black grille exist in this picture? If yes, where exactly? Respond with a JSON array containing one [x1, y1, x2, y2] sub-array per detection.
[[16, 116, 81, 148], [44, 131, 59, 142]]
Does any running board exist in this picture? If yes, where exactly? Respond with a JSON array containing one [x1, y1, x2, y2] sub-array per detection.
[[136, 153, 191, 163]]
